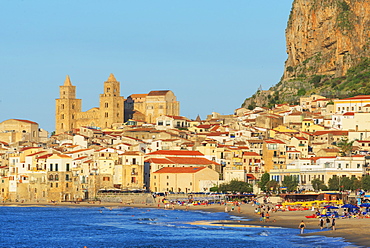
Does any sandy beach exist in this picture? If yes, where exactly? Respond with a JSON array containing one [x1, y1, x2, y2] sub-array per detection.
[[2, 201, 369, 247]]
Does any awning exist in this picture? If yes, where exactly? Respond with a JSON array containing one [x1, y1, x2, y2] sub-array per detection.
[[247, 174, 256, 180]]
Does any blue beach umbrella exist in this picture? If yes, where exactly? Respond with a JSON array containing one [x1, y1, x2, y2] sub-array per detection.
[[341, 204, 359, 209], [360, 203, 370, 207], [324, 206, 339, 209]]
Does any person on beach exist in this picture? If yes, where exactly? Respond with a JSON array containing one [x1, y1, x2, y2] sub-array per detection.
[[319, 217, 324, 230], [331, 217, 336, 230], [265, 212, 270, 222], [326, 217, 330, 229], [299, 220, 306, 234]]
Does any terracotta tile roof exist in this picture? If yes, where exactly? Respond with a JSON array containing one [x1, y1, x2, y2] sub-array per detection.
[[147, 150, 204, 156], [37, 154, 53, 159], [196, 124, 212, 129], [339, 95, 370, 101], [310, 156, 337, 162], [294, 136, 308, 140], [343, 112, 355, 116], [265, 139, 285, 144], [130, 93, 148, 98], [242, 152, 260, 156], [13, 119, 38, 125], [167, 157, 220, 165], [165, 115, 188, 120], [26, 151, 47, 157], [312, 130, 348, 136], [145, 158, 172, 164], [0, 141, 9, 146], [148, 90, 170, 96], [73, 156, 88, 161], [19, 147, 39, 152], [55, 154, 72, 159], [153, 167, 206, 174]]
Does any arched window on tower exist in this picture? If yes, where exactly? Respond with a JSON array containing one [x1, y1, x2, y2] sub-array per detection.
[[105, 112, 108, 118], [107, 87, 110, 93], [72, 104, 75, 109], [61, 114, 64, 119], [61, 104, 64, 110], [105, 102, 109, 108]]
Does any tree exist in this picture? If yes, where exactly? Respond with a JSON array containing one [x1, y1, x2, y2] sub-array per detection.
[[339, 176, 352, 190], [361, 175, 370, 191], [210, 186, 219, 192], [218, 180, 253, 193], [311, 178, 327, 191], [258, 172, 270, 191], [265, 180, 279, 192], [328, 176, 340, 191], [282, 175, 299, 192], [350, 176, 361, 190], [337, 138, 355, 156]]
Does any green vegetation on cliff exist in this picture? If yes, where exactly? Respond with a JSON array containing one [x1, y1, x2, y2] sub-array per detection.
[[243, 57, 370, 108]]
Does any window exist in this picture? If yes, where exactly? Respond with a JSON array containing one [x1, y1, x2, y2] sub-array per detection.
[[66, 174, 70, 181], [50, 183, 53, 187], [55, 164, 59, 171], [49, 164, 53, 171], [49, 175, 54, 181], [56, 183, 58, 188], [103, 177, 110, 181], [66, 163, 70, 171], [55, 175, 59, 181], [105, 102, 109, 108], [66, 183, 69, 188]]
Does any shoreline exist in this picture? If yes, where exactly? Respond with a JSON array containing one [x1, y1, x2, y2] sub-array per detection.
[[1, 201, 368, 247]]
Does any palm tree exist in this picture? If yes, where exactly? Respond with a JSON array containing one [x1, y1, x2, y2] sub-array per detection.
[[337, 138, 355, 156]]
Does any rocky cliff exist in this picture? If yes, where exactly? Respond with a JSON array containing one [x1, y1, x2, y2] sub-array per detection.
[[243, 0, 370, 109]]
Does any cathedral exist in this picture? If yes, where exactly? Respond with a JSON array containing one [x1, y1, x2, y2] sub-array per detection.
[[55, 74, 180, 134]]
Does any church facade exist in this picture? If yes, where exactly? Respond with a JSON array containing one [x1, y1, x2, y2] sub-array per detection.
[[55, 74, 180, 134]]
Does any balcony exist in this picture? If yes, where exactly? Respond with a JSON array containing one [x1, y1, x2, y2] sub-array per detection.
[[298, 144, 305, 147]]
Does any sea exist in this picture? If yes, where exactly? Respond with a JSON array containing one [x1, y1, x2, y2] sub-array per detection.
[[0, 206, 357, 248]]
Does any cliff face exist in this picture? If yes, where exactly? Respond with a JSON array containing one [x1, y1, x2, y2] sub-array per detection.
[[243, 0, 370, 109], [284, 0, 370, 79]]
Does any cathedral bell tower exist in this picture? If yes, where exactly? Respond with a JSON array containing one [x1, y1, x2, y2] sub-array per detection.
[[55, 75, 82, 134], [99, 73, 124, 128]]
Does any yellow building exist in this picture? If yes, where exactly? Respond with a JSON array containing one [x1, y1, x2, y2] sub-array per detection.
[[151, 167, 219, 193], [334, 95, 370, 114], [0, 119, 40, 143], [56, 74, 180, 134], [125, 90, 180, 123], [56, 74, 124, 134]]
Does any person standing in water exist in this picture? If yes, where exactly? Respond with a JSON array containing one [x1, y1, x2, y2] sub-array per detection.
[[299, 220, 306, 234]]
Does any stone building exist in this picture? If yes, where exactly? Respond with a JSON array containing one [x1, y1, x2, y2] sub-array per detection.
[[0, 119, 40, 143], [56, 74, 124, 134], [125, 90, 180, 123], [56, 74, 179, 134]]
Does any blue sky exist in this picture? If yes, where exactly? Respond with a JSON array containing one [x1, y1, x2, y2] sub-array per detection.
[[0, 1, 293, 132]]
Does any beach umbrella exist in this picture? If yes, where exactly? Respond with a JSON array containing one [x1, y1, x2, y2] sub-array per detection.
[[324, 205, 339, 209], [341, 204, 359, 209], [360, 203, 370, 207]]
